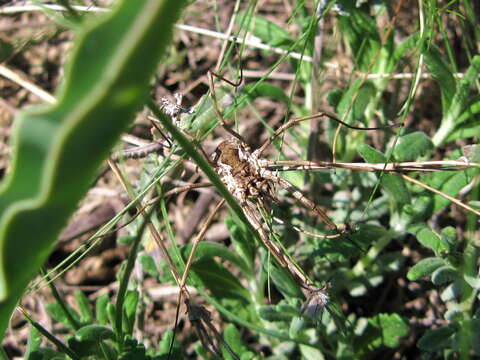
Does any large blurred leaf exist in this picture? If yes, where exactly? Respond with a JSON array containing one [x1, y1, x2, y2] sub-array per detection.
[[0, 0, 186, 339]]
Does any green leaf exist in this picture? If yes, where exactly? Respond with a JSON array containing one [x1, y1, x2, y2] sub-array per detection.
[[238, 13, 294, 49], [138, 253, 159, 277], [357, 144, 411, 205], [182, 241, 251, 276], [73, 325, 115, 342], [357, 143, 387, 163], [26, 348, 67, 360], [268, 263, 303, 298], [25, 325, 42, 358], [123, 290, 139, 335], [258, 305, 295, 322], [417, 326, 456, 351], [433, 55, 480, 145], [416, 228, 449, 255], [462, 144, 480, 162], [431, 265, 458, 285], [427, 171, 472, 212], [45, 303, 81, 330], [0, 0, 186, 340], [407, 257, 448, 281], [158, 330, 183, 358], [243, 83, 290, 104], [440, 226, 457, 251], [223, 324, 254, 359], [368, 313, 409, 348], [393, 132, 434, 161], [335, 80, 375, 126], [299, 344, 325, 360], [424, 46, 456, 113], [191, 258, 251, 303], [74, 290, 93, 324], [446, 98, 480, 141], [226, 217, 255, 269], [392, 33, 419, 64], [338, 9, 381, 72], [95, 294, 110, 326]]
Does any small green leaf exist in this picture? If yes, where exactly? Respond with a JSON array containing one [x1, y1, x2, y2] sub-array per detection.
[[258, 305, 293, 322], [182, 241, 251, 276], [368, 313, 409, 347], [424, 46, 456, 113], [226, 217, 255, 269], [73, 325, 115, 342], [299, 344, 325, 360], [431, 265, 458, 285], [441, 281, 463, 302], [289, 316, 306, 338], [357, 144, 411, 205], [417, 326, 455, 351], [191, 258, 251, 302], [407, 257, 448, 280], [74, 290, 93, 324], [268, 263, 303, 298], [338, 10, 381, 72], [123, 290, 139, 335], [138, 253, 159, 277], [430, 171, 471, 212], [244, 83, 290, 104], [95, 294, 109, 326], [433, 55, 480, 145], [237, 13, 294, 49], [393, 132, 434, 161], [446, 100, 480, 141], [358, 143, 387, 163], [106, 302, 116, 330], [25, 325, 42, 357], [45, 303, 81, 330], [392, 33, 419, 64], [223, 324, 253, 359], [440, 226, 457, 251], [26, 348, 66, 360], [158, 330, 183, 358], [416, 228, 449, 255], [462, 144, 480, 162]]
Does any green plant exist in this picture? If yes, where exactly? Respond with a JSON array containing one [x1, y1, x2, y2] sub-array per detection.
[[0, 0, 186, 343]]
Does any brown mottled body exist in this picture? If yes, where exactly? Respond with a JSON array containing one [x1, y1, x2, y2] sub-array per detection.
[[213, 138, 273, 202], [212, 137, 341, 307]]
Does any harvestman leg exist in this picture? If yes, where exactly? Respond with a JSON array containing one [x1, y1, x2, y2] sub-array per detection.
[[264, 174, 345, 237], [242, 201, 328, 301]]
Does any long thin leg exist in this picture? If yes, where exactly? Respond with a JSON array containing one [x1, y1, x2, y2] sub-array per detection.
[[208, 70, 247, 143], [243, 202, 330, 316], [264, 174, 344, 236], [256, 111, 397, 156], [242, 201, 314, 291], [168, 199, 225, 358]]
